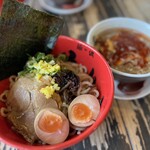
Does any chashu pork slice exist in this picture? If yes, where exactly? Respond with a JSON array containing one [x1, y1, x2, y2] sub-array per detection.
[[6, 76, 59, 144]]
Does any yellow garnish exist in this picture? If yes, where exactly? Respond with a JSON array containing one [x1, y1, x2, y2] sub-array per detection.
[[33, 60, 60, 76], [40, 86, 55, 99], [30, 59, 61, 98], [53, 83, 60, 91], [35, 73, 42, 80], [40, 83, 60, 99]]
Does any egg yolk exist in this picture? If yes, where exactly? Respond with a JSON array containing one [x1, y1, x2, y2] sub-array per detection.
[[38, 111, 63, 133], [71, 103, 92, 123]]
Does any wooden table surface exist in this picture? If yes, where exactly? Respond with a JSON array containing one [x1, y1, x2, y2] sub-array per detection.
[[1, 0, 150, 150]]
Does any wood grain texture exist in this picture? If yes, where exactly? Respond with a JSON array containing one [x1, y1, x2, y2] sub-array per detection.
[[1, 0, 150, 150]]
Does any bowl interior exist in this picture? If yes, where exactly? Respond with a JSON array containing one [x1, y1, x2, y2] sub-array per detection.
[[0, 35, 114, 150]]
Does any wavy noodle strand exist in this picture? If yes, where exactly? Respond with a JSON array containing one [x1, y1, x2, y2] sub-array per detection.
[[0, 107, 9, 117], [0, 90, 8, 102], [89, 89, 100, 98]]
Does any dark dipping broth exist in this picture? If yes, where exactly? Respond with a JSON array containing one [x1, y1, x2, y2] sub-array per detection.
[[93, 28, 150, 74]]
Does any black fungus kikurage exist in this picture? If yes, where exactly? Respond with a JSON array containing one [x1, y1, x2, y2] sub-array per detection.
[[53, 70, 80, 104]]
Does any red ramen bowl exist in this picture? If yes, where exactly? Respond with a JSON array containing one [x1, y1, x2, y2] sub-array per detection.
[[0, 35, 114, 150]]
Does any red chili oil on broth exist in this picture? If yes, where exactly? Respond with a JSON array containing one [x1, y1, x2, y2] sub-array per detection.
[[93, 28, 150, 74]]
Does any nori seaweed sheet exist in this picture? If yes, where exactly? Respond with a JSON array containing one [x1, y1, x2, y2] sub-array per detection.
[[0, 0, 64, 80]]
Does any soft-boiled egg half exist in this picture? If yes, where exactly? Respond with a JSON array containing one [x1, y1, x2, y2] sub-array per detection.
[[34, 108, 69, 145], [68, 94, 100, 127]]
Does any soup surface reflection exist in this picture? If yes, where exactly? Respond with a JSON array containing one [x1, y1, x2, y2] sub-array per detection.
[[94, 28, 150, 74]]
